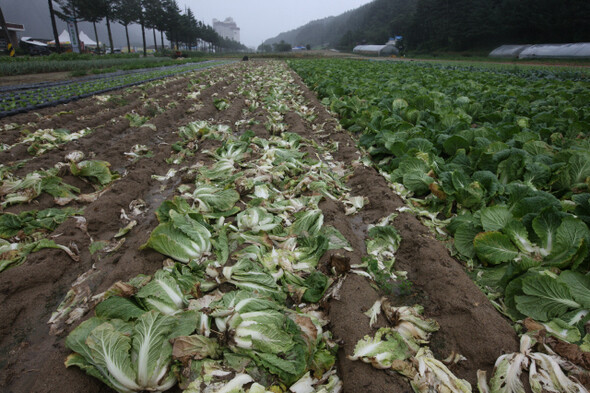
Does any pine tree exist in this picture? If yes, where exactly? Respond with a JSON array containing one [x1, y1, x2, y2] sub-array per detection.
[[113, 0, 140, 53]]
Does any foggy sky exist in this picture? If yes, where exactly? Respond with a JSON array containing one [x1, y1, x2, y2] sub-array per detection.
[[2, 0, 374, 49], [181, 0, 374, 48]]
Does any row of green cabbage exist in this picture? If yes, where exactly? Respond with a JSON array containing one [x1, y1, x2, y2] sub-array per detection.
[[289, 59, 590, 389]]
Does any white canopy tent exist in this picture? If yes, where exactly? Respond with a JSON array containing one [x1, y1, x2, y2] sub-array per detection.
[[78, 31, 98, 47], [50, 29, 98, 46], [50, 29, 71, 44]]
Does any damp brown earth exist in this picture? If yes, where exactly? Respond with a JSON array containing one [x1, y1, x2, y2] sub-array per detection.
[[0, 60, 520, 393]]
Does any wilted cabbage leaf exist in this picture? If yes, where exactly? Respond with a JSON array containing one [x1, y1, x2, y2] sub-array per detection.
[[70, 160, 117, 185], [348, 328, 412, 369]]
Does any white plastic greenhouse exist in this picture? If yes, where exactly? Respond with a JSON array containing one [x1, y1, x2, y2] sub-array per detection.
[[353, 43, 399, 57], [489, 43, 590, 59]]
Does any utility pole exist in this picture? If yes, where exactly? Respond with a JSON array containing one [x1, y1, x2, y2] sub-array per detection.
[[0, 6, 16, 56]]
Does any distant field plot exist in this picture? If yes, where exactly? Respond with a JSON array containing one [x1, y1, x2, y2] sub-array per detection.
[[0, 60, 230, 117]]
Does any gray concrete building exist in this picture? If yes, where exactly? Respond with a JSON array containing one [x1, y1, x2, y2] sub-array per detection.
[[213, 17, 240, 42]]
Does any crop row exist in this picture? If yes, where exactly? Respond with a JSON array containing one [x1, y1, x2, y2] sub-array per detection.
[[0, 54, 206, 76], [290, 58, 590, 364], [0, 60, 231, 117], [57, 61, 496, 393]]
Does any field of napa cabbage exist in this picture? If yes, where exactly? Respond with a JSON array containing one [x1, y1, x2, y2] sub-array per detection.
[[291, 57, 590, 350], [1, 58, 589, 393]]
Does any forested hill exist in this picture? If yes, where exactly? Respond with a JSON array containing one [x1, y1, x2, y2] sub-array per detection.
[[263, 0, 416, 50], [264, 0, 590, 52]]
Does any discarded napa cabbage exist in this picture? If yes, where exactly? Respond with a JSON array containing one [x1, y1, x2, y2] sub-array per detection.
[[222, 258, 285, 301], [141, 208, 212, 263], [65, 310, 196, 393], [135, 269, 190, 315], [342, 195, 368, 216], [478, 334, 589, 393], [175, 358, 273, 393], [200, 159, 236, 181], [236, 207, 282, 234], [178, 121, 229, 142], [290, 209, 324, 237], [352, 218, 404, 283], [205, 290, 336, 387], [262, 235, 330, 275], [95, 269, 201, 318], [115, 220, 137, 238], [352, 298, 466, 392], [152, 169, 178, 182], [70, 160, 118, 186], [349, 328, 471, 391], [0, 207, 83, 239], [0, 169, 80, 207], [409, 347, 472, 393], [188, 183, 240, 214], [364, 299, 383, 328], [380, 300, 440, 348], [125, 112, 155, 129], [0, 238, 79, 272], [321, 226, 353, 252], [283, 270, 331, 303], [348, 327, 413, 369], [363, 299, 440, 352], [366, 225, 401, 261], [289, 370, 343, 393], [207, 140, 249, 162], [124, 145, 153, 161], [23, 127, 93, 156], [171, 334, 222, 362]]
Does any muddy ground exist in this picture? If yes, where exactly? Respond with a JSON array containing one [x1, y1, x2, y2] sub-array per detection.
[[0, 60, 520, 393]]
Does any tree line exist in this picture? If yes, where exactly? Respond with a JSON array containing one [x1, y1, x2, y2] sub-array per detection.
[[48, 0, 247, 55], [264, 0, 590, 52], [409, 0, 590, 51]]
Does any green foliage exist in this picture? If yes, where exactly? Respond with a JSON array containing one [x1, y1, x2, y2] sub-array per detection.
[[141, 210, 212, 264], [291, 58, 590, 337], [0, 61, 230, 114], [0, 238, 77, 272], [0, 207, 82, 239], [262, 0, 416, 50], [70, 160, 117, 186], [264, 0, 590, 52]]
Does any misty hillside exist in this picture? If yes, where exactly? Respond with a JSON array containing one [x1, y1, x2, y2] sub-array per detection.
[[3, 0, 164, 48], [264, 0, 590, 52], [263, 0, 416, 49]]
